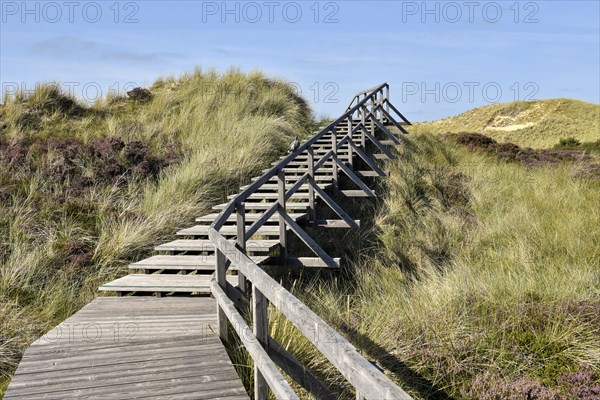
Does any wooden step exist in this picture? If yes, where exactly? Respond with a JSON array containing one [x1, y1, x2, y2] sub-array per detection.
[[155, 239, 279, 253], [129, 255, 269, 271], [195, 212, 307, 223], [228, 192, 310, 201], [341, 190, 374, 197], [252, 175, 333, 183], [263, 256, 342, 268], [98, 274, 237, 294], [241, 183, 332, 191], [213, 202, 309, 211], [263, 167, 337, 174], [356, 170, 389, 178], [177, 224, 282, 237]]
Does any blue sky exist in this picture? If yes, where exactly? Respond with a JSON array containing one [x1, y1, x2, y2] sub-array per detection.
[[1, 0, 599, 121]]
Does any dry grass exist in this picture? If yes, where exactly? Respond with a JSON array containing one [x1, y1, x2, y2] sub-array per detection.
[[0, 69, 313, 393], [286, 133, 599, 399], [412, 98, 600, 149]]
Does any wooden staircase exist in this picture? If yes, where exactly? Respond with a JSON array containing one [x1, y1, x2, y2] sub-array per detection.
[[99, 117, 405, 298]]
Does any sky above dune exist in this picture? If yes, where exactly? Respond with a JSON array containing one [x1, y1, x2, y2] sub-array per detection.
[[1, 1, 599, 121]]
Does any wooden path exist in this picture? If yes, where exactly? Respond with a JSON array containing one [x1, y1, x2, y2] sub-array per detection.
[[5, 83, 414, 399], [4, 297, 248, 399]]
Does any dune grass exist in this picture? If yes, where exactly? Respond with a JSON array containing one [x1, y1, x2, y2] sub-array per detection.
[[287, 133, 599, 399], [412, 98, 600, 149], [0, 69, 314, 393]]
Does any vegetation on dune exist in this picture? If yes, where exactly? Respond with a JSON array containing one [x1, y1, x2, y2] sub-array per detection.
[[412, 98, 600, 149], [0, 69, 313, 393], [2, 72, 598, 399], [287, 134, 599, 399]]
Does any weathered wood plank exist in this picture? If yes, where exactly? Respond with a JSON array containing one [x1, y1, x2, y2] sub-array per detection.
[[4, 297, 249, 400], [155, 239, 279, 253], [98, 274, 238, 293]]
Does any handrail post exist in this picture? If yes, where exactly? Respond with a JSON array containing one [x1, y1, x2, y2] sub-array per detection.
[[216, 248, 228, 341], [347, 116, 354, 169], [236, 202, 247, 296], [385, 85, 390, 115], [370, 97, 376, 134], [379, 90, 385, 124], [277, 169, 287, 264], [360, 105, 366, 149], [253, 286, 269, 400], [308, 147, 316, 224], [332, 130, 338, 191]]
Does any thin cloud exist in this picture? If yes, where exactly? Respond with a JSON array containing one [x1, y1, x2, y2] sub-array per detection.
[[31, 35, 180, 63]]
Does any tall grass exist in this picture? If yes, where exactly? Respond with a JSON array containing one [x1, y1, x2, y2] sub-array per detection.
[[412, 98, 600, 149], [0, 68, 313, 393], [290, 134, 599, 399]]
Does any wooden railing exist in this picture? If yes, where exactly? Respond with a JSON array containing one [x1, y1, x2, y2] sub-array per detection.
[[209, 84, 412, 399]]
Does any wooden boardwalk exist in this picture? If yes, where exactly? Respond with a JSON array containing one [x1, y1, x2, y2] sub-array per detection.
[[4, 297, 248, 399], [5, 83, 414, 399]]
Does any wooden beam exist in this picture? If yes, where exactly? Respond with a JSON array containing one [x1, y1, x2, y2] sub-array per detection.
[[332, 154, 375, 197], [253, 286, 269, 400], [308, 147, 316, 223], [277, 169, 287, 263], [363, 128, 395, 160], [282, 213, 339, 269], [245, 203, 278, 239], [311, 183, 359, 229], [236, 203, 247, 296], [216, 248, 228, 341], [348, 139, 386, 177], [383, 98, 412, 126], [268, 337, 337, 400]]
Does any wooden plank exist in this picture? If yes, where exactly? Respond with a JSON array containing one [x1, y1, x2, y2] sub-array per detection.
[[262, 256, 342, 268], [341, 190, 374, 198], [332, 154, 375, 197], [155, 239, 279, 253], [313, 220, 360, 229], [236, 203, 248, 295], [4, 297, 249, 400], [178, 224, 281, 237], [229, 192, 310, 201], [213, 202, 309, 211], [196, 212, 306, 223], [216, 248, 228, 341], [240, 183, 331, 191], [98, 274, 238, 293], [130, 255, 248, 271]]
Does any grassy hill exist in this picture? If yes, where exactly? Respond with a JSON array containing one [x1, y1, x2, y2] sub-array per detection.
[[412, 98, 600, 149], [0, 69, 314, 393], [2, 74, 598, 398], [296, 133, 600, 399]]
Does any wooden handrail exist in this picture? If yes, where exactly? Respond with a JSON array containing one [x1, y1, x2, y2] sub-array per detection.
[[211, 281, 299, 400], [209, 230, 412, 400], [210, 84, 387, 232], [209, 84, 413, 399]]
